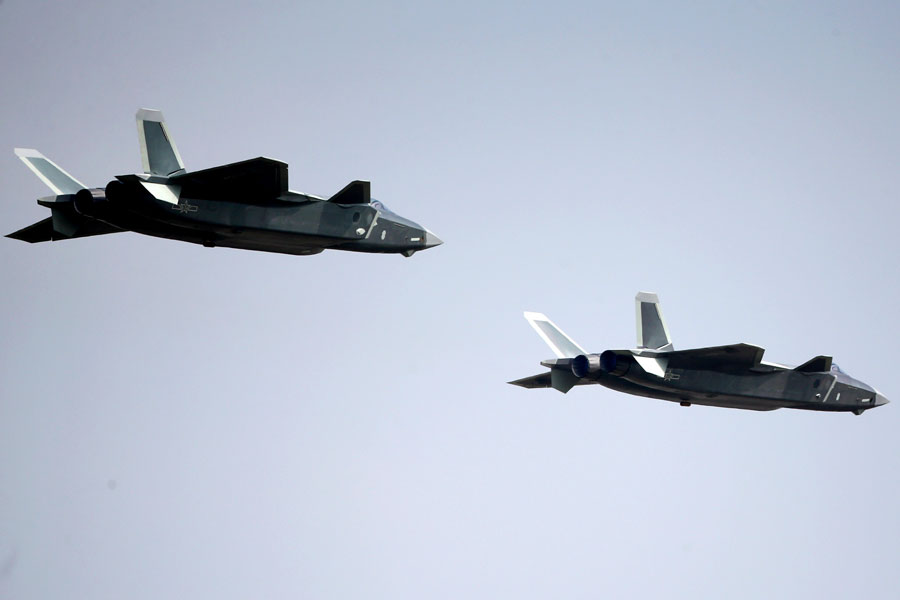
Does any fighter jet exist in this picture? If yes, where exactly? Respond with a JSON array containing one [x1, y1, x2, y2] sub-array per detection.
[[7, 109, 442, 257], [510, 292, 888, 415]]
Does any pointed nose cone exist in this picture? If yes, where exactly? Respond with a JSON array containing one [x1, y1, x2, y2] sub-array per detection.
[[875, 393, 889, 407], [423, 230, 443, 249]]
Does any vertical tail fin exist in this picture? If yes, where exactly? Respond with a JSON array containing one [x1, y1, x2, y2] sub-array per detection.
[[635, 292, 673, 351], [14, 148, 86, 194], [136, 108, 185, 177], [523, 312, 586, 358]]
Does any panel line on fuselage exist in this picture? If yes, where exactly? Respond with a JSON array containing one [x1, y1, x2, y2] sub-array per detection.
[[820, 375, 838, 403]]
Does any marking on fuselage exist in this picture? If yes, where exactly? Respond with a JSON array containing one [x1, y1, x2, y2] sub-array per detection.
[[664, 369, 681, 381], [821, 376, 838, 403], [172, 201, 198, 214], [364, 212, 380, 239]]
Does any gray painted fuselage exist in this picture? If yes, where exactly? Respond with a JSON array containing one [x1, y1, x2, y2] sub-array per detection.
[[8, 109, 441, 257], [64, 180, 439, 257], [511, 295, 888, 415], [534, 353, 887, 414]]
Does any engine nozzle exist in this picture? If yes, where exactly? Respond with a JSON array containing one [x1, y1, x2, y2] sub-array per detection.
[[572, 354, 602, 378], [104, 180, 130, 203], [73, 188, 108, 216], [571, 350, 631, 378]]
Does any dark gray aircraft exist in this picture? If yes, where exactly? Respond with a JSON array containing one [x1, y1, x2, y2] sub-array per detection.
[[7, 109, 442, 257], [510, 292, 888, 415]]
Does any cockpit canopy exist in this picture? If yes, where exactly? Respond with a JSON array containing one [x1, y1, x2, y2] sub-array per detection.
[[831, 363, 875, 392], [370, 199, 396, 215]]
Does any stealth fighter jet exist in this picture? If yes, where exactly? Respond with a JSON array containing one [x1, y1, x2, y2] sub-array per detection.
[[510, 292, 888, 414], [7, 109, 442, 257]]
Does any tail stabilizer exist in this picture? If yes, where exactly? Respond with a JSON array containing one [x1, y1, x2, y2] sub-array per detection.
[[509, 372, 553, 389], [136, 108, 185, 177], [635, 292, 673, 351], [14, 148, 86, 194], [7, 195, 122, 243], [7, 217, 54, 243], [524, 312, 586, 358], [509, 369, 586, 393]]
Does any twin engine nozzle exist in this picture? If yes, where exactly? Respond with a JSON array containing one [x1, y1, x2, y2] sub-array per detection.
[[571, 350, 630, 378], [73, 181, 133, 216]]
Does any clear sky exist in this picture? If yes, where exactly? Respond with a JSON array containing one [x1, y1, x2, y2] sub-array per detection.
[[1, 1, 899, 598]]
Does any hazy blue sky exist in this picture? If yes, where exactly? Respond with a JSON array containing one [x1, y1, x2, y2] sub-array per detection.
[[2, 1, 899, 598]]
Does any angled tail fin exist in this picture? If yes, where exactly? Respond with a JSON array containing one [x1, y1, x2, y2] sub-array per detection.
[[136, 108, 185, 177], [14, 148, 86, 194], [515, 312, 587, 394], [10, 149, 121, 243], [524, 312, 586, 358], [635, 292, 673, 351]]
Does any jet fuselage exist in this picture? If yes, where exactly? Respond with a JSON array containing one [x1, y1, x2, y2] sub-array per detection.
[[544, 353, 887, 413], [8, 109, 442, 258], [511, 294, 888, 415], [69, 179, 439, 256]]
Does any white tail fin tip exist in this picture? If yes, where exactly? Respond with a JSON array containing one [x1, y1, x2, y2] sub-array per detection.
[[14, 148, 86, 195], [15, 148, 45, 158], [136, 108, 165, 122], [523, 311, 587, 359]]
